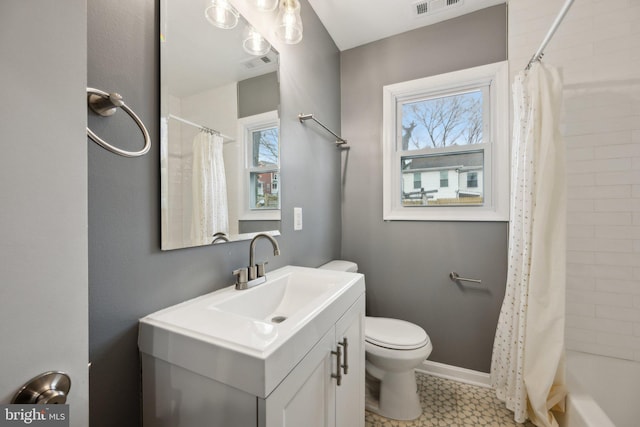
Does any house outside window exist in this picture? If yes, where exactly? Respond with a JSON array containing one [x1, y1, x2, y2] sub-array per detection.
[[383, 61, 510, 221]]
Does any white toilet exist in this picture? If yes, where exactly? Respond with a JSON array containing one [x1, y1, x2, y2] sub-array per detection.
[[319, 260, 433, 421]]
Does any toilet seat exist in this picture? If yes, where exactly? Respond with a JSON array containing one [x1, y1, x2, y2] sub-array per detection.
[[365, 317, 429, 350]]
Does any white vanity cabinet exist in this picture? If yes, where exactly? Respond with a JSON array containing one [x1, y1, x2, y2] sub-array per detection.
[[138, 266, 366, 427], [259, 295, 365, 427], [335, 295, 366, 427]]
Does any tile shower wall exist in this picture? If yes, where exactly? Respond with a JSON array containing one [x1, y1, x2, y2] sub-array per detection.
[[508, 0, 640, 360]]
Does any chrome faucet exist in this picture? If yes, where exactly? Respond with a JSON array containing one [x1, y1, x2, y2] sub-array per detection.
[[233, 233, 280, 290]]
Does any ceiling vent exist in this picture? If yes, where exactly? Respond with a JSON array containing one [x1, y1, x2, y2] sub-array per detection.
[[413, 0, 464, 17], [242, 55, 273, 70]]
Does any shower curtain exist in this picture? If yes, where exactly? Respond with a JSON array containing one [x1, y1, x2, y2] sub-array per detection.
[[191, 131, 229, 245], [491, 62, 567, 427]]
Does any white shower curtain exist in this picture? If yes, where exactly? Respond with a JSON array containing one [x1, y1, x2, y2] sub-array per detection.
[[491, 62, 567, 427], [191, 131, 229, 245]]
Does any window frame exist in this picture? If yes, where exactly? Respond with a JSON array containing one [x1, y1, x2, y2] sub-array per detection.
[[237, 110, 281, 222], [382, 61, 510, 221]]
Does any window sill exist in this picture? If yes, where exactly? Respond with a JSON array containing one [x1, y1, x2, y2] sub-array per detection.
[[239, 211, 281, 221], [383, 206, 509, 222]]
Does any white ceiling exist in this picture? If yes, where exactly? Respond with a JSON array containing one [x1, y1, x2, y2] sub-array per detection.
[[164, 0, 505, 97], [307, 0, 505, 51], [165, 0, 278, 97]]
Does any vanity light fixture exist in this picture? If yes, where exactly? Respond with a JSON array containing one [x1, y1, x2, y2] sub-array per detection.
[[253, 0, 279, 12], [205, 0, 240, 30], [274, 0, 303, 44], [243, 26, 272, 56]]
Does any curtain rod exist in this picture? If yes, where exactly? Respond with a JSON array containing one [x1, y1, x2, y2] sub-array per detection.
[[525, 0, 576, 70], [168, 114, 234, 142], [298, 113, 348, 147]]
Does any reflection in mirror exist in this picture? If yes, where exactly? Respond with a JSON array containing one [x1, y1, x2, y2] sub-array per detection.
[[160, 0, 281, 250]]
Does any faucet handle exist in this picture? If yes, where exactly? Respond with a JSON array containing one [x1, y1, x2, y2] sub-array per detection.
[[247, 265, 258, 281], [256, 261, 269, 278], [233, 268, 248, 288]]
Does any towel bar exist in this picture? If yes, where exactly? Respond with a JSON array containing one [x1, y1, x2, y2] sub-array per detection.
[[298, 113, 348, 147]]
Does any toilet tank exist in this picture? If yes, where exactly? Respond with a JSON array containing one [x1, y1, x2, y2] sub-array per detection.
[[318, 260, 358, 273]]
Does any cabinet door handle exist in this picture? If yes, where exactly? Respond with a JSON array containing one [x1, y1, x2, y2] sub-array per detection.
[[338, 338, 348, 375], [331, 346, 342, 386]]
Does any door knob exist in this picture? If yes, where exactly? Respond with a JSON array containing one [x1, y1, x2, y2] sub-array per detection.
[[12, 371, 71, 404]]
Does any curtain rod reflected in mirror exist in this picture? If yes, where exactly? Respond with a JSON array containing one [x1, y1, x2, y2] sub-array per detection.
[[160, 0, 281, 251], [169, 114, 234, 141]]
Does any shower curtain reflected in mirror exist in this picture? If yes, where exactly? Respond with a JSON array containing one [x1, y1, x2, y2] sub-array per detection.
[[491, 62, 567, 427], [191, 132, 229, 245]]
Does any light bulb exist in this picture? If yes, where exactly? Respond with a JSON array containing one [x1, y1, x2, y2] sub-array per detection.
[[204, 0, 239, 30], [243, 26, 272, 56], [254, 0, 279, 12], [274, 0, 303, 44]]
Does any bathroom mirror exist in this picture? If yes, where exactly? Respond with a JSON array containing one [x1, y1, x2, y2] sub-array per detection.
[[160, 0, 281, 250]]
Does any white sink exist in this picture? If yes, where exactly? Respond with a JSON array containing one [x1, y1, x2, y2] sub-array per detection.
[[213, 268, 339, 323], [138, 265, 365, 398]]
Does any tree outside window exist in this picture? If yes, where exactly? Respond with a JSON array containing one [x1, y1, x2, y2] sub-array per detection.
[[401, 90, 483, 151]]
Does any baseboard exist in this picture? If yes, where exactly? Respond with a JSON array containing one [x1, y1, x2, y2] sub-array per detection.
[[416, 360, 492, 388]]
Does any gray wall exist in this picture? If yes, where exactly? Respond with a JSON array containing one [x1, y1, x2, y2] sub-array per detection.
[[340, 5, 508, 372], [87, 0, 341, 425], [239, 219, 280, 234], [238, 72, 280, 118]]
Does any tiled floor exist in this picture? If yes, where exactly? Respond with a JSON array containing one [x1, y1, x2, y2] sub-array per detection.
[[365, 372, 535, 427]]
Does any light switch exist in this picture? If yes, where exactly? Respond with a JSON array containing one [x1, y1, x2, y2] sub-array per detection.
[[294, 207, 303, 231]]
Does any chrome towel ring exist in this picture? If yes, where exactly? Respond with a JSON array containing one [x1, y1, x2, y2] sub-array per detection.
[[86, 87, 151, 157]]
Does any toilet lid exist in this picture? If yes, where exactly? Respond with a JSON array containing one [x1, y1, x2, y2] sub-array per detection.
[[365, 317, 429, 350]]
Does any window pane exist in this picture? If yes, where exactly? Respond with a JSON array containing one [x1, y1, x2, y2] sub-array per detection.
[[467, 172, 478, 188], [250, 171, 279, 209], [413, 172, 421, 189], [401, 151, 484, 206], [440, 170, 449, 188], [401, 90, 483, 151], [252, 127, 279, 168]]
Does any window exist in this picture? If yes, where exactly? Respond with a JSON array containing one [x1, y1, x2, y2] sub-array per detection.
[[467, 172, 478, 188], [383, 61, 509, 221], [413, 172, 422, 189], [249, 126, 279, 210], [237, 111, 281, 221], [440, 170, 449, 188]]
